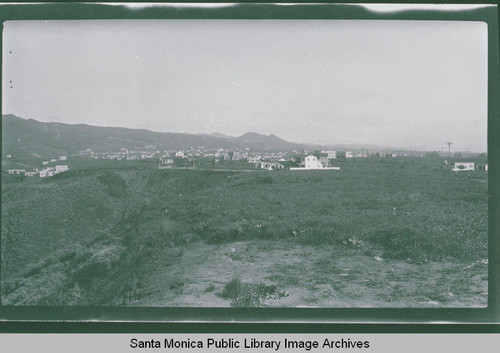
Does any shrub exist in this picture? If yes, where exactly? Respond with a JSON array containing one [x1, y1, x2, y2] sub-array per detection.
[[97, 171, 128, 198], [220, 278, 243, 299], [220, 278, 287, 307], [370, 228, 429, 263]]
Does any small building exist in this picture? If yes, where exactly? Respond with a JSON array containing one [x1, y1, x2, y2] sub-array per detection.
[[345, 151, 353, 159], [290, 155, 340, 171], [279, 160, 300, 169], [232, 151, 240, 161], [159, 158, 174, 169], [161, 158, 174, 165], [452, 162, 475, 172], [40, 167, 55, 178], [248, 156, 261, 164], [50, 158, 57, 163], [322, 150, 337, 159], [477, 164, 488, 171], [7, 169, 25, 174], [59, 156, 67, 161], [42, 161, 49, 165], [25, 171, 37, 177], [55, 165, 69, 174], [175, 151, 185, 158], [256, 161, 284, 170]]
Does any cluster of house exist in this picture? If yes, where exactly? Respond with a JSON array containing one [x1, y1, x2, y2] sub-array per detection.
[[42, 155, 67, 166], [83, 148, 156, 161], [6, 164, 69, 178], [85, 146, 257, 163], [255, 152, 341, 171], [5, 155, 70, 177], [156, 147, 403, 170], [158, 148, 291, 169], [77, 142, 409, 171], [171, 147, 293, 163]]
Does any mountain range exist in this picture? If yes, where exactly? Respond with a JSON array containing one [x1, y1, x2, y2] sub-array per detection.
[[1, 114, 325, 160]]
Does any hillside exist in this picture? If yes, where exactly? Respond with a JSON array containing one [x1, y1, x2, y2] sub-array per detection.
[[1, 115, 316, 162]]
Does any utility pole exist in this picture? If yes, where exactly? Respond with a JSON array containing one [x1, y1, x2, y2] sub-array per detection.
[[446, 142, 452, 159]]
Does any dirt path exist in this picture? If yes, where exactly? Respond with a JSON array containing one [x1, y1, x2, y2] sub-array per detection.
[[135, 240, 487, 308]]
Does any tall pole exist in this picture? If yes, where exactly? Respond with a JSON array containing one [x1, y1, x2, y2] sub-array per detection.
[[447, 142, 452, 159]]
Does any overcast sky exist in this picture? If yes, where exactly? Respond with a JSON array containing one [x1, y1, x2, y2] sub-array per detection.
[[2, 20, 487, 152]]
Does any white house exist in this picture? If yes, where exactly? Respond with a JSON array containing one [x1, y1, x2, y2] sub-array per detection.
[[7, 169, 25, 174], [55, 165, 69, 174], [290, 155, 340, 171], [175, 151, 185, 158], [40, 167, 54, 178], [159, 158, 174, 169], [256, 161, 284, 170], [304, 155, 323, 169], [346, 151, 353, 159], [248, 156, 261, 164], [322, 150, 337, 159], [59, 156, 67, 161], [161, 158, 174, 165], [452, 162, 475, 172]]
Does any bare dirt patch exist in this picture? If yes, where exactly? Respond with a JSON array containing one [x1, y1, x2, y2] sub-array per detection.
[[135, 240, 487, 307]]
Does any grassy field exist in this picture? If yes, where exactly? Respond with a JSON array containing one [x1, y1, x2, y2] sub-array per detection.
[[1, 156, 488, 307]]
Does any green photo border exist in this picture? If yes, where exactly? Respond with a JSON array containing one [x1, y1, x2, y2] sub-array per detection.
[[0, 1, 499, 332]]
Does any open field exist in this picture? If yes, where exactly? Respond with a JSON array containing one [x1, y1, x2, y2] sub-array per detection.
[[1, 157, 488, 307]]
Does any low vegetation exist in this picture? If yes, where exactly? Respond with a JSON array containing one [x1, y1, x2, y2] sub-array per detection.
[[1, 156, 488, 306], [220, 277, 288, 307]]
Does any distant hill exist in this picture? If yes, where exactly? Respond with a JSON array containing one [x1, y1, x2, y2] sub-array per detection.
[[208, 132, 233, 139], [235, 132, 306, 150], [1, 115, 321, 161]]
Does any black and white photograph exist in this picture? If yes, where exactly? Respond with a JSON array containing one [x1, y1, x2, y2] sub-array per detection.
[[1, 18, 488, 308]]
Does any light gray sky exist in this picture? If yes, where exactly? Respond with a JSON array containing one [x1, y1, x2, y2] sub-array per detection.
[[2, 20, 487, 152]]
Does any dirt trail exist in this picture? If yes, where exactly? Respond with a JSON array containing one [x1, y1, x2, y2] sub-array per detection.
[[136, 240, 487, 307]]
